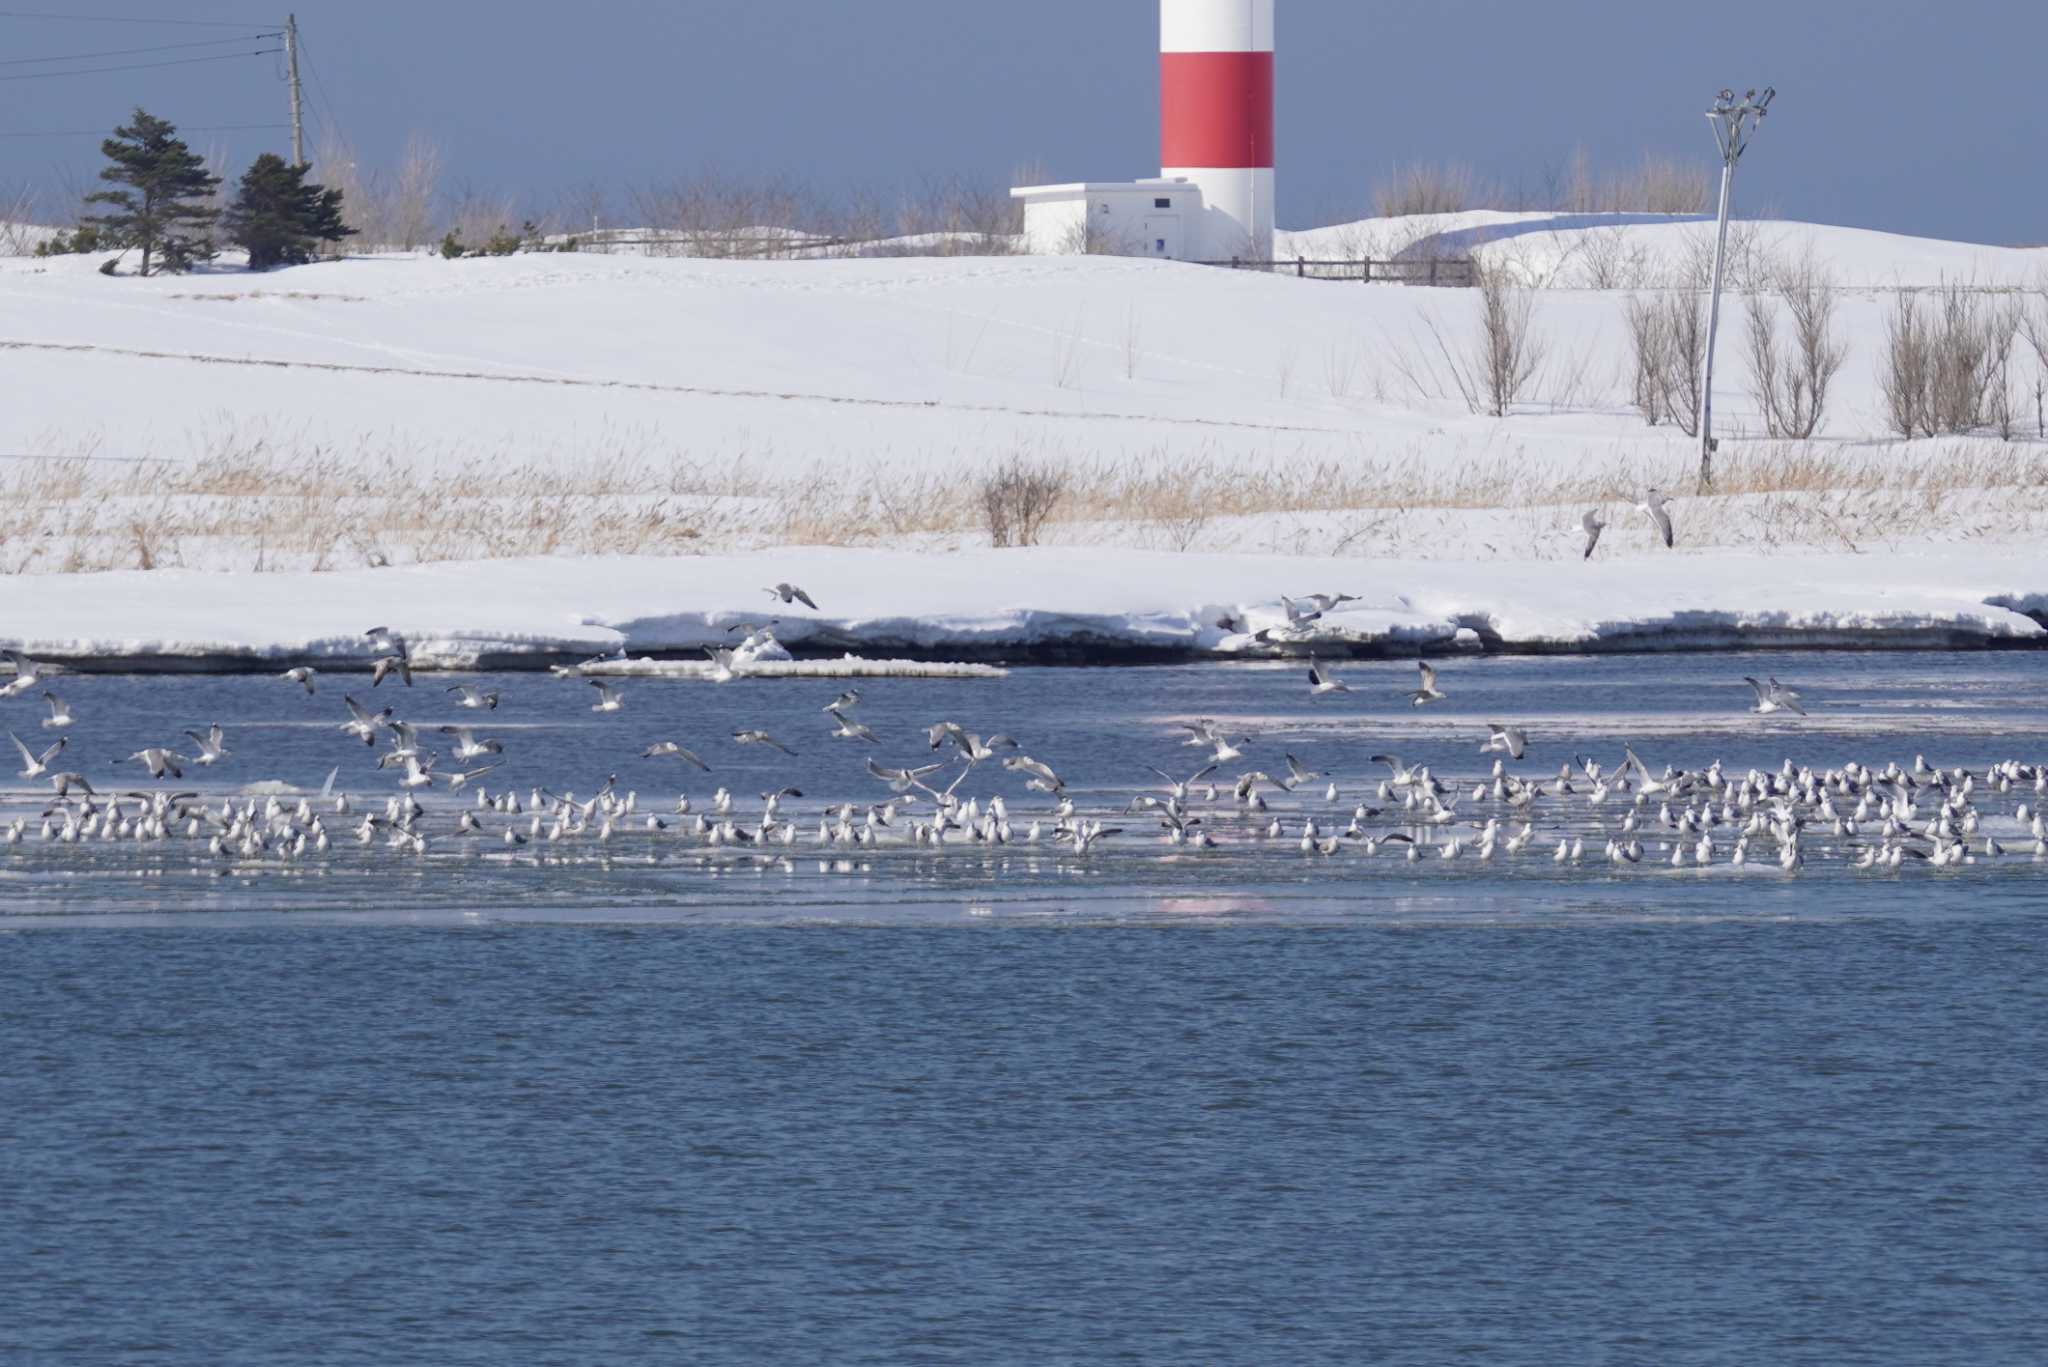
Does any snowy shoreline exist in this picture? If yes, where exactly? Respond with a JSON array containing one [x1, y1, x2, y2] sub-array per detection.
[[3, 547, 2043, 673]]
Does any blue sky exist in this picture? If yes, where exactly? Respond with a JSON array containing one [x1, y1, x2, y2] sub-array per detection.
[[1, 1, 2041, 243]]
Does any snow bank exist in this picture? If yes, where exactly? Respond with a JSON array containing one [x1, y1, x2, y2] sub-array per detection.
[[1281, 211, 2048, 289], [577, 655, 1008, 680], [2, 546, 2041, 669]]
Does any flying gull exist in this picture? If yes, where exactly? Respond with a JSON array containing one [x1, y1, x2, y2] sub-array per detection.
[[1307, 659, 1352, 697], [766, 583, 819, 610], [1745, 677, 1808, 717], [1409, 661, 1447, 707], [1581, 510, 1607, 560], [1637, 489, 1674, 549]]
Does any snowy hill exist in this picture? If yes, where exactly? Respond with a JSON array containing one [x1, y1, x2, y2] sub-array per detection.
[[3, 215, 2041, 483]]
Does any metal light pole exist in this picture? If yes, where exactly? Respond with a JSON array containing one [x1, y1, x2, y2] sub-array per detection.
[[1697, 86, 1774, 493]]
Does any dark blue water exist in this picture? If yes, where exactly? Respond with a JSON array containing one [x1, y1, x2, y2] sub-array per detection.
[[5, 653, 2048, 1362], [3, 922, 2045, 1364]]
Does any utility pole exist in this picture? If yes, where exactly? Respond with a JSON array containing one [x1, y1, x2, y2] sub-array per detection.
[[285, 13, 305, 167], [1697, 86, 1774, 493]]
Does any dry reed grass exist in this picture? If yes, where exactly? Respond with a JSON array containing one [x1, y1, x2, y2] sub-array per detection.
[[2, 436, 2040, 575]]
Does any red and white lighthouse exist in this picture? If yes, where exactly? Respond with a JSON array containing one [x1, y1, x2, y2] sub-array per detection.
[[1160, 0, 1275, 260]]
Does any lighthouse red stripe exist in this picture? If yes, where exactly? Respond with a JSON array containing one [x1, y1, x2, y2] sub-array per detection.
[[1160, 51, 1274, 169]]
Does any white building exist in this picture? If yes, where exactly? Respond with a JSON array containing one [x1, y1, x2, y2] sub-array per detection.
[[1010, 179, 1207, 261]]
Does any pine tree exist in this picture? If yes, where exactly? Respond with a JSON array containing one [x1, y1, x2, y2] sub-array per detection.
[[223, 153, 356, 270], [82, 108, 221, 276]]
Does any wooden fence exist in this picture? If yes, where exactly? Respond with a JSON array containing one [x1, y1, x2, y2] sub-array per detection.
[[1195, 256, 1478, 287]]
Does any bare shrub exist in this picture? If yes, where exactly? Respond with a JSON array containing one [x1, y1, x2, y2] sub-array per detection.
[[1777, 256, 1848, 437], [1623, 293, 1671, 425], [1928, 286, 1992, 436], [1323, 342, 1357, 399], [1676, 220, 1771, 292], [1879, 292, 1934, 437], [1, 182, 47, 256], [1625, 154, 1712, 215], [1404, 266, 1545, 416], [2022, 288, 2048, 436], [1659, 291, 1707, 437], [1622, 291, 1706, 434], [443, 181, 521, 255], [1057, 214, 1141, 257], [627, 172, 818, 260], [1744, 255, 1847, 440], [1575, 225, 1654, 289], [311, 132, 377, 248], [1983, 294, 2024, 441], [1743, 295, 1788, 436], [1468, 265, 1545, 416], [1562, 148, 1711, 215], [1053, 310, 1087, 388], [391, 135, 442, 252], [1879, 284, 2021, 439], [885, 174, 1022, 257], [1371, 163, 1491, 218], [1275, 347, 1298, 399], [314, 132, 442, 253], [979, 458, 1068, 547]]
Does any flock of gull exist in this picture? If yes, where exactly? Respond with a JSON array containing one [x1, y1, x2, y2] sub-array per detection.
[[4, 575, 2046, 887]]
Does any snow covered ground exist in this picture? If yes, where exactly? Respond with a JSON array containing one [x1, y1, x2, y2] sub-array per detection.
[[2, 213, 2044, 663], [1279, 210, 2048, 289], [5, 546, 2043, 670]]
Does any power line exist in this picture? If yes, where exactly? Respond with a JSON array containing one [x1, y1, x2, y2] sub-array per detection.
[[294, 30, 342, 146], [0, 10, 278, 26], [0, 33, 280, 67], [0, 47, 281, 82], [0, 122, 289, 139]]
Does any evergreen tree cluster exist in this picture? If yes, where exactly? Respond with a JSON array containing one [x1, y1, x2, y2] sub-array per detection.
[[224, 154, 352, 270], [74, 107, 356, 276]]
